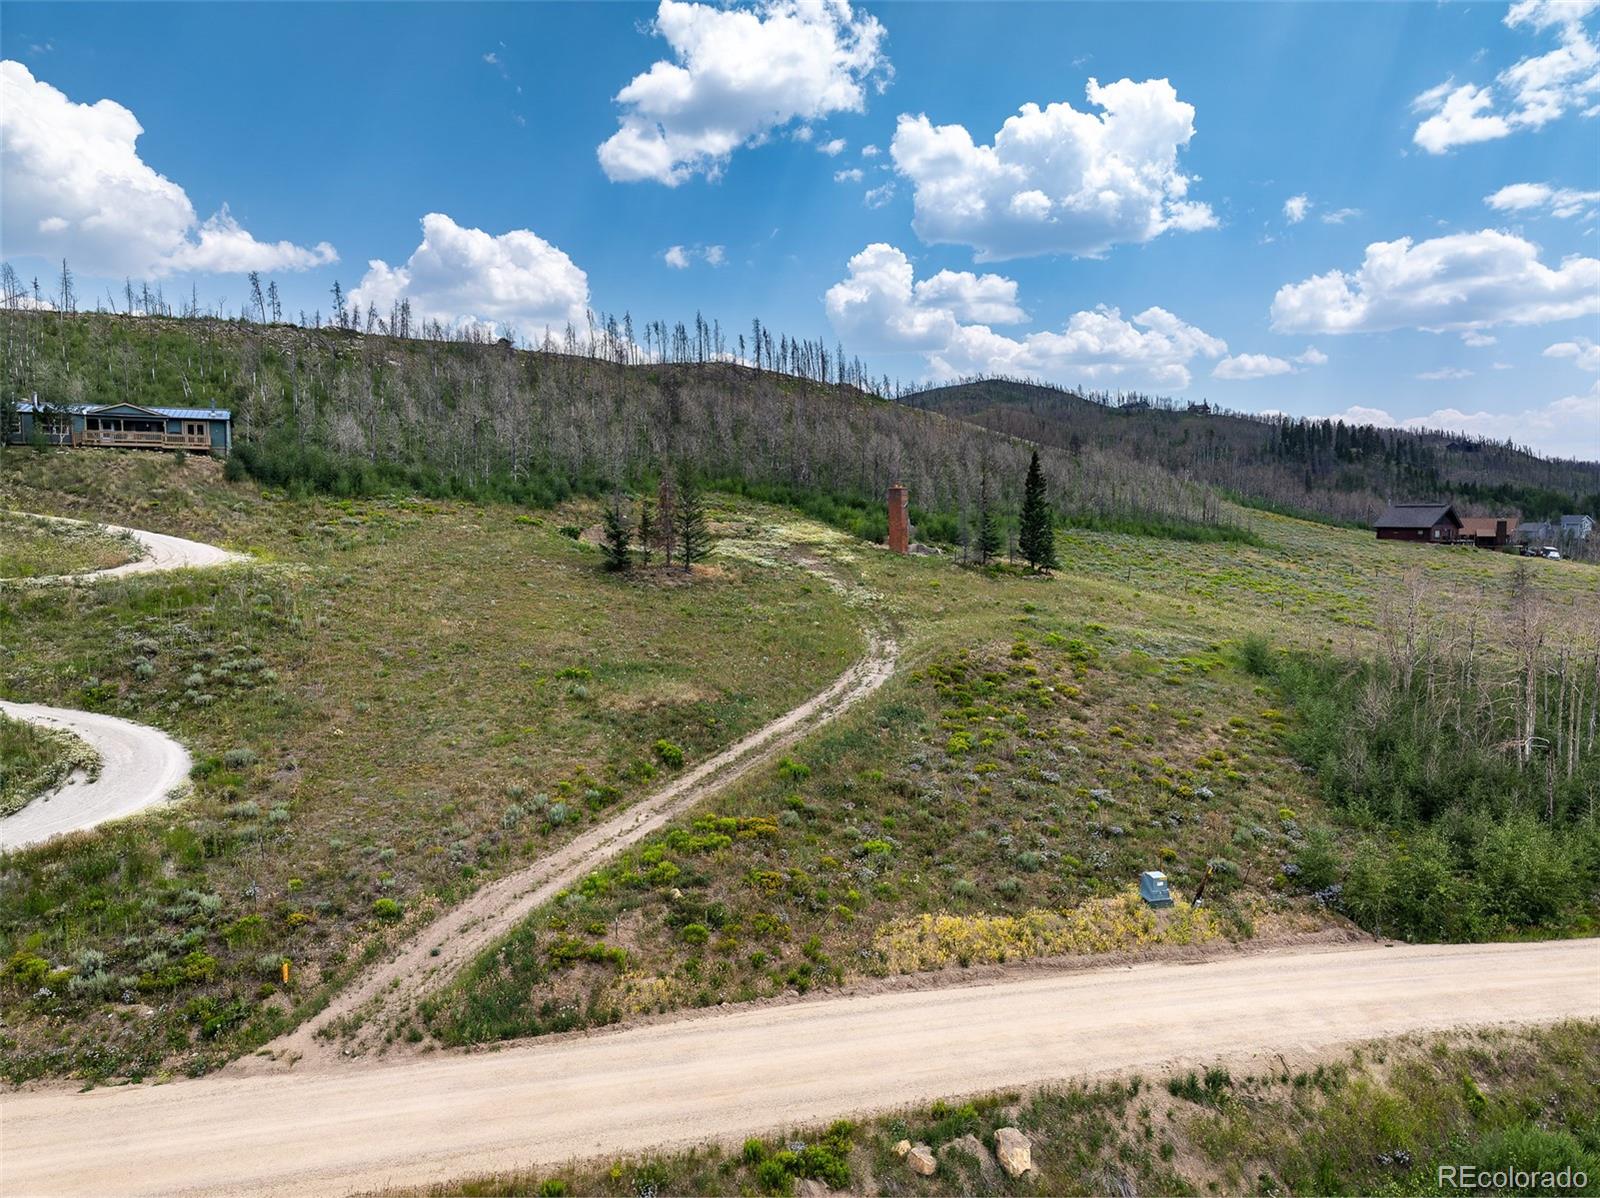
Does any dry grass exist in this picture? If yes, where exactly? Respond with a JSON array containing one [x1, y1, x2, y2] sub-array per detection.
[[0, 449, 860, 1081]]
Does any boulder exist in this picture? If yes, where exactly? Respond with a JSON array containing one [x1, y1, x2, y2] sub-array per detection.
[[797, 1180, 832, 1198], [906, 1144, 937, 1176], [891, 1140, 912, 1159], [994, 1127, 1033, 1177]]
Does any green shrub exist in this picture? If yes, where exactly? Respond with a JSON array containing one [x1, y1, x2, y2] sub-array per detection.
[[1238, 634, 1274, 677], [653, 739, 684, 769], [372, 898, 404, 921]]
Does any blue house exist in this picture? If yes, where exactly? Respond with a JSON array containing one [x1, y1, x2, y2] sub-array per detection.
[[5, 399, 231, 455]]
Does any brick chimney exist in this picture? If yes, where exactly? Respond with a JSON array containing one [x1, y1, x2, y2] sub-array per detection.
[[887, 482, 910, 554]]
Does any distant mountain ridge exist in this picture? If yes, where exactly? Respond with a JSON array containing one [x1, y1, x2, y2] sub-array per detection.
[[902, 377, 1600, 527]]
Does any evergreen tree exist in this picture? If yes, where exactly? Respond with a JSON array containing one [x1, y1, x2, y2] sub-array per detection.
[[976, 471, 1002, 565], [676, 463, 710, 570], [636, 497, 655, 567], [1018, 451, 1058, 573], [601, 495, 633, 572]]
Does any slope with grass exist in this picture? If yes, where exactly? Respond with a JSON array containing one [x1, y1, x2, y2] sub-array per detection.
[[416, 497, 1600, 1052], [0, 449, 863, 1081]]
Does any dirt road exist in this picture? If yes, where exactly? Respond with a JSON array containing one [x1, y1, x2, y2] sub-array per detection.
[[5, 511, 245, 581], [5, 939, 1594, 1196], [1, 515, 242, 847], [0, 700, 192, 850], [255, 618, 899, 1066]]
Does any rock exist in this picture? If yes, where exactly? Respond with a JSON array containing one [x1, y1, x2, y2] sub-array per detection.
[[906, 1144, 937, 1176], [892, 1140, 912, 1159], [797, 1179, 832, 1198], [994, 1127, 1033, 1177]]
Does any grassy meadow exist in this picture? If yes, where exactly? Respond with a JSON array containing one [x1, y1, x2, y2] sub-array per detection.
[[0, 445, 1595, 1081], [421, 498, 1599, 1048], [409, 1021, 1600, 1197], [0, 449, 859, 1080]]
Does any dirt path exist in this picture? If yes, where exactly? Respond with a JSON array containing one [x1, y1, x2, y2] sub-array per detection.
[[7, 939, 1595, 1197], [0, 701, 193, 851], [4, 511, 245, 581], [250, 614, 898, 1068]]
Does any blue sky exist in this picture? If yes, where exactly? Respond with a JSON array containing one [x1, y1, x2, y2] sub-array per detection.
[[2, 1, 1597, 457]]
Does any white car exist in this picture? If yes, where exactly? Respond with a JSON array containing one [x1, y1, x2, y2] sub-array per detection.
[[1540, 546, 1562, 560]]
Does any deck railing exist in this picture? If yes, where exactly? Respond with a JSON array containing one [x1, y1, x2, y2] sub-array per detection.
[[77, 430, 211, 449]]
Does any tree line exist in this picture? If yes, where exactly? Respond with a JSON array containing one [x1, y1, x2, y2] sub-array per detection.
[[0, 307, 1246, 551]]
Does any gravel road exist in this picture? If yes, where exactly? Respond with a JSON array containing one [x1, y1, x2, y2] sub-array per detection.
[[0, 702, 192, 850], [1, 514, 239, 846], [4, 939, 1595, 1196]]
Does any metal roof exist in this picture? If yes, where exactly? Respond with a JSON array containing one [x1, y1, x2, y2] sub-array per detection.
[[1374, 502, 1460, 529], [19, 400, 231, 421]]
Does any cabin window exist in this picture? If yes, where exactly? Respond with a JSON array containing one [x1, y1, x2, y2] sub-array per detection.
[[1432, 528, 1440, 539], [185, 422, 206, 439]]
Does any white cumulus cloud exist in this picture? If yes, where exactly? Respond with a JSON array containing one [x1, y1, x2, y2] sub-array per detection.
[[1412, 2, 1600, 153], [1485, 181, 1600, 218], [818, 137, 847, 156], [1545, 336, 1600, 370], [824, 243, 1224, 389], [1283, 194, 1309, 224], [1270, 228, 1600, 334], [350, 213, 588, 338], [1418, 367, 1475, 380], [889, 76, 1216, 261], [834, 167, 864, 183], [596, 0, 888, 185], [662, 243, 724, 268], [1213, 344, 1327, 380], [0, 60, 335, 277], [1215, 353, 1294, 380]]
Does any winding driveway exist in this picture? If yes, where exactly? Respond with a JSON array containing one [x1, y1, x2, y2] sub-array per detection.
[[1, 513, 242, 848], [5, 512, 245, 582], [0, 701, 192, 851]]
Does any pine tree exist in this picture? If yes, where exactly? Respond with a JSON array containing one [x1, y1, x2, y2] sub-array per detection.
[[1018, 451, 1058, 573], [601, 495, 633, 572], [976, 471, 1002, 565], [676, 463, 710, 570], [637, 497, 655, 567]]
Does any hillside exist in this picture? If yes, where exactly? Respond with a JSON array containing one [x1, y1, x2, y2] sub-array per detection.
[[3, 450, 1595, 1090], [1, 311, 1239, 546], [906, 378, 1600, 528]]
